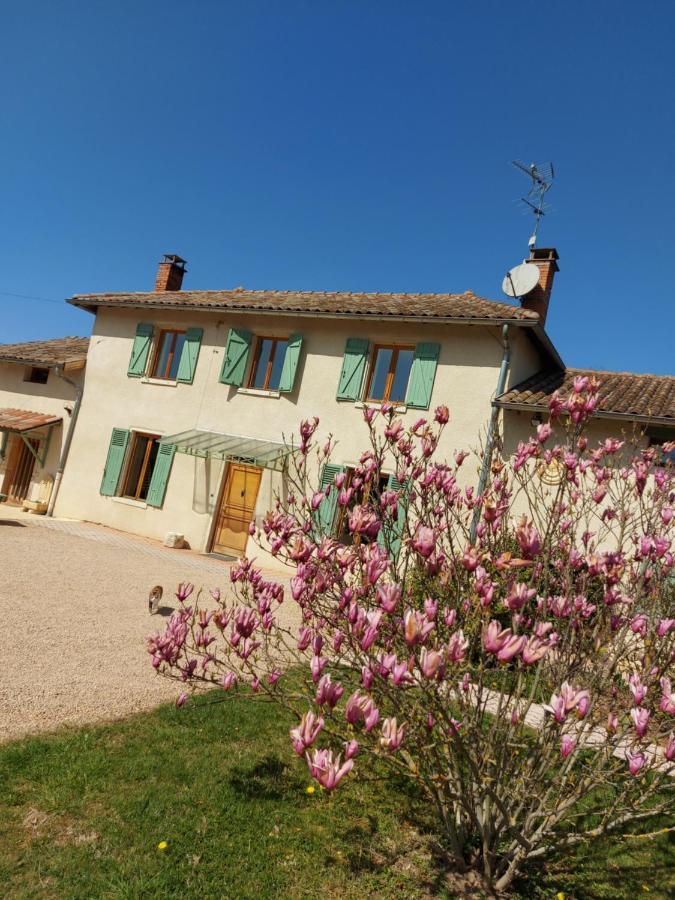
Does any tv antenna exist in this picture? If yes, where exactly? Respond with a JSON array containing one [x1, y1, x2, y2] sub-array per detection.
[[512, 160, 554, 249]]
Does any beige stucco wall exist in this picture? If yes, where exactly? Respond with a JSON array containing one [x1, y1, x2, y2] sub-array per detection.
[[0, 362, 84, 504], [54, 307, 537, 561]]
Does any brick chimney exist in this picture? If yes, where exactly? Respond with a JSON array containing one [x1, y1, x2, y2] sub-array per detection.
[[522, 247, 559, 326], [155, 254, 187, 292]]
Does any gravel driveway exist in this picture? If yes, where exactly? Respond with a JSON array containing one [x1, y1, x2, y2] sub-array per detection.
[[0, 511, 292, 744]]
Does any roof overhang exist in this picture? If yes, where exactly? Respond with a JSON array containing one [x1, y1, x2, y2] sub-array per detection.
[[164, 429, 295, 471], [494, 399, 675, 430], [0, 408, 62, 433]]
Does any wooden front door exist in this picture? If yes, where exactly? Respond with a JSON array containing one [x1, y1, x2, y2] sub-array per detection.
[[2, 436, 38, 504], [211, 463, 262, 556]]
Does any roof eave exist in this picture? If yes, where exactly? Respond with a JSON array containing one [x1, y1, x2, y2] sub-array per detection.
[[67, 296, 539, 328], [0, 354, 87, 368], [494, 399, 675, 429]]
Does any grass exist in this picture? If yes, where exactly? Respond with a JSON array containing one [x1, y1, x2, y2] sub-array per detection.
[[0, 692, 672, 899]]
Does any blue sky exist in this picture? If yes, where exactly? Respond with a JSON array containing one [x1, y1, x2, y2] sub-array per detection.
[[1, 1, 673, 375]]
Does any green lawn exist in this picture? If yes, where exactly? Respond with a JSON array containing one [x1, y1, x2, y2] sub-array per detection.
[[0, 691, 672, 899]]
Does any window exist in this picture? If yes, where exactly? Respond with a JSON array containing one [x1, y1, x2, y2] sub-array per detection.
[[24, 366, 49, 384], [121, 432, 161, 501], [150, 330, 187, 380], [366, 345, 415, 403], [248, 337, 289, 391]]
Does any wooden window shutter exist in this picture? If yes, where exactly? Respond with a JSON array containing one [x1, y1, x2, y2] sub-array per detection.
[[378, 474, 408, 560], [146, 443, 176, 508], [100, 428, 130, 495], [128, 324, 154, 377], [405, 342, 440, 409], [336, 338, 369, 401], [219, 328, 252, 386], [176, 327, 203, 383], [278, 333, 303, 393], [314, 463, 344, 535]]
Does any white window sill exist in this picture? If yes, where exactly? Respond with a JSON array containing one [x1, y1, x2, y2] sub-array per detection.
[[355, 401, 407, 413], [237, 387, 281, 399], [110, 496, 148, 509], [140, 376, 178, 387]]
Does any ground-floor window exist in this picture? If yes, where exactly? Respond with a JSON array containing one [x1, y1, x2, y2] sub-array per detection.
[[334, 468, 390, 544], [121, 432, 161, 501]]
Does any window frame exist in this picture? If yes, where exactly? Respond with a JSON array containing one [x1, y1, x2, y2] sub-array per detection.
[[150, 329, 186, 381], [24, 366, 49, 384], [120, 431, 161, 501], [365, 343, 415, 404], [247, 335, 288, 391]]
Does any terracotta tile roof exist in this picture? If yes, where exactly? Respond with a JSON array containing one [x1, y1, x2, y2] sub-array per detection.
[[497, 368, 675, 424], [0, 336, 89, 366], [69, 288, 539, 324], [0, 408, 62, 432]]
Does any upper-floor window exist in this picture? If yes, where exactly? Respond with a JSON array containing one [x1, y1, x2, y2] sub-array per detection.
[[248, 337, 289, 391], [648, 436, 675, 466], [151, 330, 187, 381], [122, 432, 161, 501], [366, 345, 415, 403], [24, 366, 49, 384], [219, 328, 303, 394], [336, 338, 440, 409], [127, 324, 202, 384]]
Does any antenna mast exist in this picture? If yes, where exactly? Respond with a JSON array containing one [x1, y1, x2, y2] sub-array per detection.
[[511, 160, 554, 249]]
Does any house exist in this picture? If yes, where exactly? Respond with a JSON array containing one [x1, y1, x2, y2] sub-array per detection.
[[0, 337, 88, 513], [44, 251, 672, 564]]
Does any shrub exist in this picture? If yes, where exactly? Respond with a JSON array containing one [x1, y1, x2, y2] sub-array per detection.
[[148, 378, 674, 891]]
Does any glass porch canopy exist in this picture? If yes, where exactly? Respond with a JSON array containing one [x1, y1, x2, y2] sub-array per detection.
[[162, 428, 295, 472]]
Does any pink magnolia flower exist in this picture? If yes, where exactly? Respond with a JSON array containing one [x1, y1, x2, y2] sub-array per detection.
[[311, 655, 328, 682], [316, 675, 344, 709], [348, 505, 380, 540], [505, 582, 536, 611], [657, 618, 675, 637], [483, 620, 510, 654], [306, 748, 353, 790], [344, 739, 359, 760], [515, 516, 542, 558], [434, 404, 450, 424], [497, 634, 526, 663], [560, 734, 576, 758], [447, 629, 469, 663], [176, 582, 194, 602], [221, 671, 237, 691], [411, 525, 435, 558], [345, 691, 380, 731], [419, 647, 443, 679], [631, 707, 650, 738], [607, 712, 618, 732], [628, 674, 647, 706], [626, 750, 646, 776], [521, 635, 549, 666], [630, 614, 648, 636], [380, 717, 405, 751], [176, 691, 188, 708], [403, 609, 435, 646], [660, 678, 675, 715], [664, 735, 675, 762], [377, 583, 401, 613], [290, 711, 324, 755]]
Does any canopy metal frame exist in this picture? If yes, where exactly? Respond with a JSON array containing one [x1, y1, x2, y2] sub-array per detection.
[[0, 424, 55, 467], [162, 428, 295, 473]]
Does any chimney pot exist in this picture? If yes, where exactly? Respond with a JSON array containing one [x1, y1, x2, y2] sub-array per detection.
[[522, 247, 559, 326], [155, 253, 187, 292]]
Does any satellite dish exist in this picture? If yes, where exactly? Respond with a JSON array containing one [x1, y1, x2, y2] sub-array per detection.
[[502, 262, 540, 298]]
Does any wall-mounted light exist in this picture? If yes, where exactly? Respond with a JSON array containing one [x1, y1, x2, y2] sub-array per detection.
[[530, 412, 543, 427]]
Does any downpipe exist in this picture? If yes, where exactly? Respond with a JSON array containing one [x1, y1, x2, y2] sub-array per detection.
[[46, 366, 84, 517], [470, 324, 510, 542]]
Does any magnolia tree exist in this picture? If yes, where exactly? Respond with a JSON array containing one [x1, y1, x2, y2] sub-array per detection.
[[148, 378, 674, 891]]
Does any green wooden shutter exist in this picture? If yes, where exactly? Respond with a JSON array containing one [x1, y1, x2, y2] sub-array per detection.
[[146, 443, 176, 508], [336, 338, 369, 401], [315, 463, 344, 535], [406, 342, 440, 409], [100, 428, 130, 495], [379, 475, 408, 560], [128, 324, 154, 377], [219, 328, 252, 386], [176, 327, 203, 383], [278, 333, 303, 393]]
